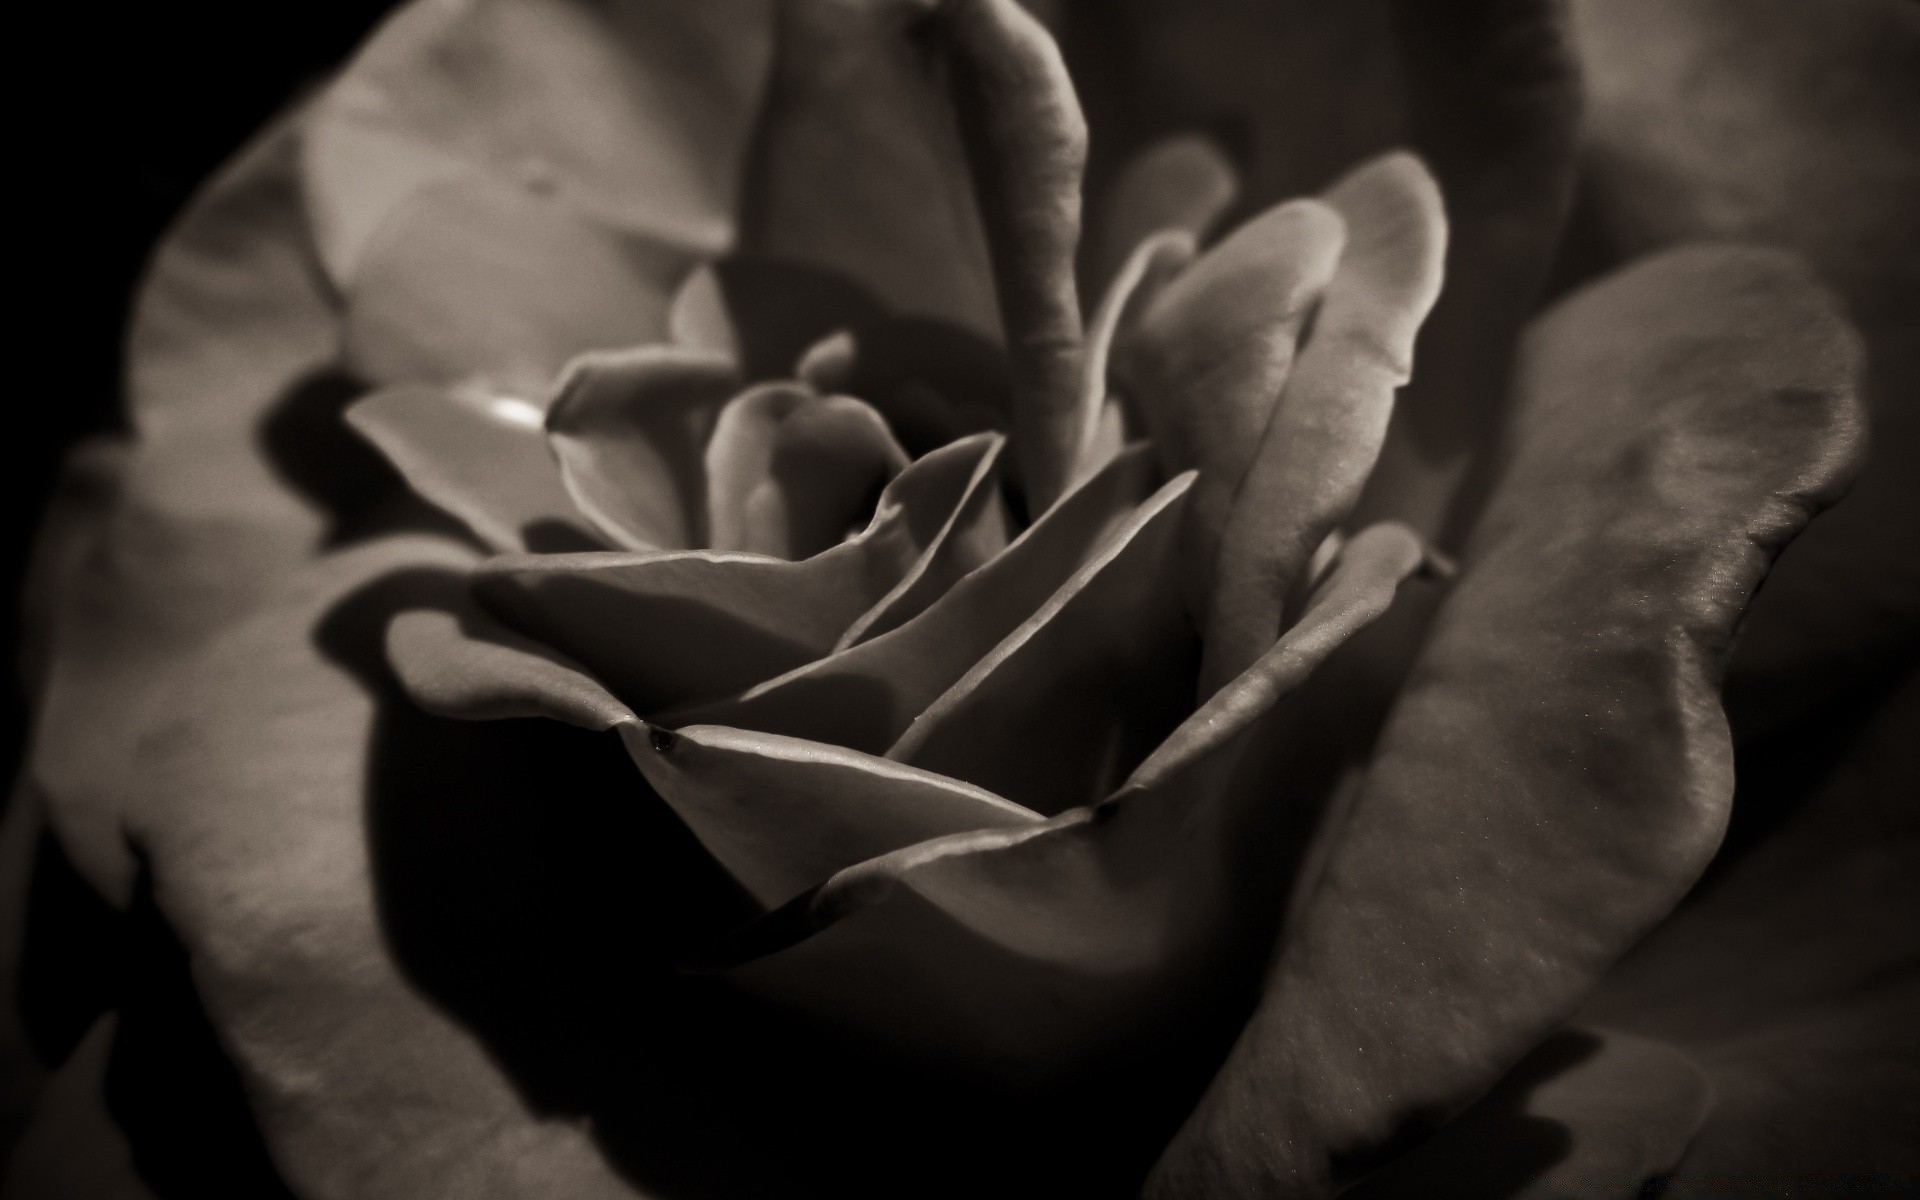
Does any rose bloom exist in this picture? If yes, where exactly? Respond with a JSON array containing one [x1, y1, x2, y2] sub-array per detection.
[[4, 1, 1916, 1198]]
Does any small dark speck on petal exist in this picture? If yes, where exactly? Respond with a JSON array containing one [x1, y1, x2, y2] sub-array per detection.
[[648, 726, 678, 753]]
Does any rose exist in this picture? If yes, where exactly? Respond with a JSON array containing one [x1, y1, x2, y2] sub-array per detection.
[[5, 2, 1915, 1199]]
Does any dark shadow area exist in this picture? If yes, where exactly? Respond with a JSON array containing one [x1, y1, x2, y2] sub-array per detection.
[[310, 565, 1243, 1198], [15, 831, 123, 1074], [1341, 1029, 1593, 1199], [257, 368, 408, 544]]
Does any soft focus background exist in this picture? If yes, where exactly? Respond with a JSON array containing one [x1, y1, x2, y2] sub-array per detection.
[[6, 2, 401, 784]]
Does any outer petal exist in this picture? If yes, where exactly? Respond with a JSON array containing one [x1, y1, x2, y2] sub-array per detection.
[[1573, 0, 1920, 733], [112, 537, 650, 1200], [302, 0, 773, 284], [476, 434, 1005, 713], [1083, 134, 1238, 301], [1146, 245, 1866, 1197], [385, 604, 633, 731]]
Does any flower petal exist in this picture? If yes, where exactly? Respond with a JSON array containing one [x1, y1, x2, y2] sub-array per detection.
[[301, 0, 773, 284], [620, 723, 1039, 911], [1352, 0, 1583, 543], [1116, 197, 1347, 587], [1, 1018, 159, 1200], [937, 0, 1091, 510], [1344, 1027, 1714, 1199], [722, 532, 1424, 1082], [1202, 151, 1445, 691], [386, 605, 631, 731], [1085, 133, 1238, 301], [1072, 228, 1195, 484], [342, 176, 693, 396], [1144, 244, 1867, 1197], [475, 434, 1003, 714], [346, 384, 602, 553], [107, 536, 650, 1199], [545, 345, 742, 550], [1573, 0, 1920, 734], [740, 0, 997, 338], [33, 119, 345, 902], [703, 385, 909, 558], [665, 447, 1176, 754]]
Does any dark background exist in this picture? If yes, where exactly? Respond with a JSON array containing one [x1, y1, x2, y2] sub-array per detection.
[[6, 3, 402, 788]]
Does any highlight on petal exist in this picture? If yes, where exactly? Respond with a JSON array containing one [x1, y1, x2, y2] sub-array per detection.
[[301, 0, 773, 285], [936, 0, 1091, 511], [665, 447, 1174, 755], [666, 263, 742, 357], [346, 384, 602, 553], [1085, 133, 1239, 300], [620, 723, 1039, 911], [1202, 152, 1446, 691], [475, 435, 1004, 715], [386, 605, 633, 731], [545, 345, 742, 550], [704, 384, 909, 559], [342, 176, 693, 396], [1116, 196, 1347, 585], [1146, 244, 1866, 1198]]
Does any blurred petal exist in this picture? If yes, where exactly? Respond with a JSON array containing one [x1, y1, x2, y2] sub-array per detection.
[[1117, 197, 1346, 587], [1346, 1027, 1714, 1199], [386, 604, 632, 731], [1353, 0, 1583, 542], [725, 527, 1424, 1081], [621, 723, 1038, 911], [1146, 245, 1866, 1197], [347, 384, 601, 553], [108, 536, 648, 1199], [1203, 152, 1445, 690], [1084, 134, 1238, 300], [937, 0, 1090, 510], [546, 345, 742, 550], [476, 435, 1003, 714], [342, 176, 693, 396], [666, 264, 741, 357], [32, 119, 342, 901], [1, 1018, 159, 1200], [1574, 0, 1920, 733], [740, 0, 997, 337], [302, 0, 773, 284], [666, 447, 1173, 753]]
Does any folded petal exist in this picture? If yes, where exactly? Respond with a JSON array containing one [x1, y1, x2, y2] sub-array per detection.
[[1084, 134, 1238, 301], [302, 0, 772, 284], [665, 447, 1174, 754], [621, 723, 1039, 911], [1146, 244, 1867, 1197], [342, 176, 694, 396], [1202, 152, 1445, 690], [718, 520, 1423, 1083], [347, 384, 601, 553], [1116, 197, 1347, 586], [937, 0, 1091, 510], [1574, 0, 1920, 734], [545, 345, 742, 550], [1072, 228, 1195, 484], [475, 434, 1003, 713]]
